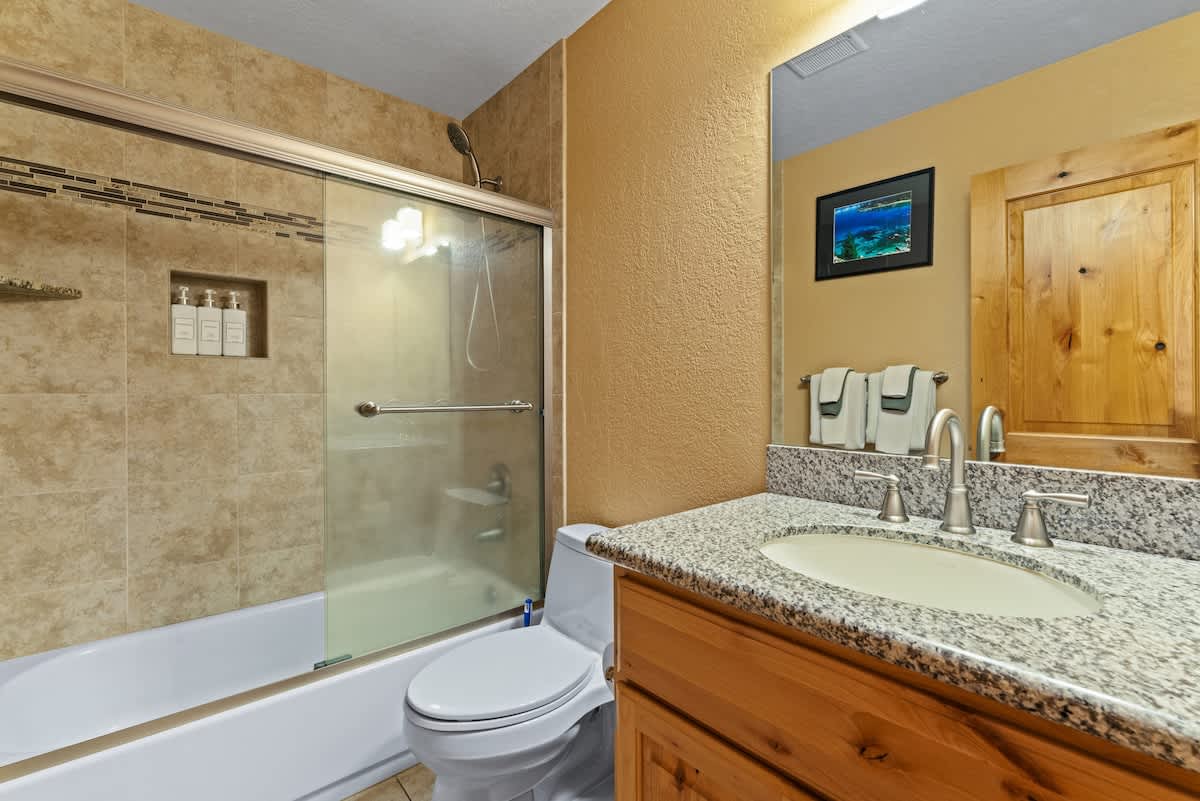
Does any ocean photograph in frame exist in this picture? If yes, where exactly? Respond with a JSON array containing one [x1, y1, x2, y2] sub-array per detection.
[[815, 167, 934, 280]]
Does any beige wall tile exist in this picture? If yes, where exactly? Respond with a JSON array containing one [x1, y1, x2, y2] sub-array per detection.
[[126, 303, 239, 395], [0, 394, 126, 496], [239, 544, 322, 607], [324, 75, 405, 164], [127, 480, 237, 574], [236, 316, 323, 394], [124, 4, 236, 117], [127, 393, 237, 483], [237, 470, 323, 554], [0, 299, 126, 394], [128, 559, 237, 630], [0, 489, 126, 596], [124, 132, 238, 199], [236, 230, 323, 319], [0, 193, 127, 301], [0, 579, 126, 660], [234, 44, 326, 142], [126, 212, 239, 302], [237, 393, 323, 475], [0, 0, 125, 85], [0, 103, 126, 178], [234, 160, 324, 219]]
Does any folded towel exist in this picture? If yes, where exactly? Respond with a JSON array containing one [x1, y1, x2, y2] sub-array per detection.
[[817, 367, 850, 416], [820, 371, 867, 449], [880, 364, 917, 412], [809, 373, 823, 445], [875, 366, 936, 454], [865, 372, 881, 444], [909, 370, 937, 451]]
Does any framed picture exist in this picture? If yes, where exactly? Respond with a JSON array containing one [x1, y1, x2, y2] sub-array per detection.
[[815, 167, 934, 281]]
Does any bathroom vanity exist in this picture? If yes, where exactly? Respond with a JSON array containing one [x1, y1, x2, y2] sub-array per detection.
[[591, 494, 1200, 801]]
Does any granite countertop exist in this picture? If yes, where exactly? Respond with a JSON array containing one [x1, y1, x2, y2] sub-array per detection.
[[587, 493, 1200, 771]]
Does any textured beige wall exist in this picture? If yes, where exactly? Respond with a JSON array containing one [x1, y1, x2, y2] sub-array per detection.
[[778, 11, 1200, 445], [564, 0, 890, 526]]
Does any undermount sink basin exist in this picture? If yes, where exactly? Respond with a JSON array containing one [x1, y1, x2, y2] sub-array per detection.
[[759, 533, 1101, 619]]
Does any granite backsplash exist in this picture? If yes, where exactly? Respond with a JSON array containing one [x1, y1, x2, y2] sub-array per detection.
[[767, 445, 1200, 561]]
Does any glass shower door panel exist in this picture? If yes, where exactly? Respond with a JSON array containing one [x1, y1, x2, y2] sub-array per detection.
[[324, 176, 543, 660]]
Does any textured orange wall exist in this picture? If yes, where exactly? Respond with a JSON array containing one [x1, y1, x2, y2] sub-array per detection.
[[565, 0, 889, 526]]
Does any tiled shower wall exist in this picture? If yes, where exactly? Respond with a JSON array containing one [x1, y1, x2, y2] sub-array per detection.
[[0, 2, 567, 659], [463, 42, 567, 540], [0, 103, 329, 659]]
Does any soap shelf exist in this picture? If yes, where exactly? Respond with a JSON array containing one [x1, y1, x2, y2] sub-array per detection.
[[169, 270, 268, 358], [0, 274, 82, 301]]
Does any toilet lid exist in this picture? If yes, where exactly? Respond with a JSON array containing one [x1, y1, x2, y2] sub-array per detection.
[[407, 626, 595, 722]]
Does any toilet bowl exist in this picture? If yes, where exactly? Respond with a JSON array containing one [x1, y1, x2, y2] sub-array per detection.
[[403, 524, 615, 801]]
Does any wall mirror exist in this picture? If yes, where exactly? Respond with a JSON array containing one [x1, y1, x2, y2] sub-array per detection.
[[771, 0, 1200, 477]]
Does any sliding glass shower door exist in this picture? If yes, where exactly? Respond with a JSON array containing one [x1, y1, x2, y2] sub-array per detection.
[[323, 176, 544, 660]]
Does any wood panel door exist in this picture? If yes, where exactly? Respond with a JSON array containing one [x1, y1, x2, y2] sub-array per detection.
[[615, 683, 818, 801], [971, 122, 1200, 475]]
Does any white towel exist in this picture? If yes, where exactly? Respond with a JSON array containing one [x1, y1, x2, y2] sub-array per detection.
[[865, 372, 881, 444], [809, 373, 823, 445], [909, 370, 937, 451], [874, 366, 936, 454], [819, 370, 867, 449]]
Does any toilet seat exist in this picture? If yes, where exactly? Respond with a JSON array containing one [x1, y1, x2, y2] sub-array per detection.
[[406, 626, 596, 733]]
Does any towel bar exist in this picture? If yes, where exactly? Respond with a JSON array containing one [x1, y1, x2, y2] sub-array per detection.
[[798, 370, 949, 388]]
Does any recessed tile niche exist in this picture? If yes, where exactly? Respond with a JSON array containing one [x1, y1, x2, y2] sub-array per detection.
[[169, 270, 269, 358]]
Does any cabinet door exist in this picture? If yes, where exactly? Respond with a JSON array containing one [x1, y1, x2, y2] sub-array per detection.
[[616, 683, 819, 801], [971, 121, 1200, 475]]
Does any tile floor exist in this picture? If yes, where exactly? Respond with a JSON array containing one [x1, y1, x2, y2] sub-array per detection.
[[345, 763, 435, 801]]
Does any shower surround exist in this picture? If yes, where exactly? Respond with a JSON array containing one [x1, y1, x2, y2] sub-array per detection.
[[0, 1, 565, 661]]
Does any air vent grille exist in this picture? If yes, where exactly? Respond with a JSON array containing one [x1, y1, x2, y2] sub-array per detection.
[[785, 31, 869, 79]]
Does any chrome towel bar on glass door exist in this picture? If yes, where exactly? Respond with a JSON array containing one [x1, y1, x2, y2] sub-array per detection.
[[356, 400, 535, 418]]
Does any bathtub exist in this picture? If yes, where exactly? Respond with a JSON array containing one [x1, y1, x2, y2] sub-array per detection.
[[0, 568, 534, 801]]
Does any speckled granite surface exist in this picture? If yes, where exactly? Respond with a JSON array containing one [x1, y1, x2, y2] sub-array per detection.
[[588, 493, 1200, 771], [768, 444, 1200, 561]]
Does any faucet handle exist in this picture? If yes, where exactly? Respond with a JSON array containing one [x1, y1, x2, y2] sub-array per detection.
[[1011, 490, 1091, 548], [852, 470, 909, 523]]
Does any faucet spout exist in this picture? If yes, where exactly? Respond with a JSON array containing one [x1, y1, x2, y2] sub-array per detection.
[[976, 405, 1006, 462], [922, 408, 975, 535]]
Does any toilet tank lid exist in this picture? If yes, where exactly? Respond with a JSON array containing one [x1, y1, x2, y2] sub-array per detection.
[[556, 524, 609, 555]]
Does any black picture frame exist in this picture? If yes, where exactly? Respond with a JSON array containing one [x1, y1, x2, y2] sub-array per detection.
[[814, 167, 934, 281]]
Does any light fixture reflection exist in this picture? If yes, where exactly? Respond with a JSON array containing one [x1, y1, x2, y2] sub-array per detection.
[[877, 0, 928, 19], [381, 206, 424, 251]]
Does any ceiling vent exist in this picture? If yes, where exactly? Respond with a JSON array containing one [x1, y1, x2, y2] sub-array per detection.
[[785, 31, 869, 79]]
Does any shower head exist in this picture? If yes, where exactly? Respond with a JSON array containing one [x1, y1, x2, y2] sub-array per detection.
[[447, 123, 474, 156], [447, 123, 502, 192]]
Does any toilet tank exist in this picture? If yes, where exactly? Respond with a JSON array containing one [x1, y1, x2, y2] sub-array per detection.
[[542, 524, 612, 655]]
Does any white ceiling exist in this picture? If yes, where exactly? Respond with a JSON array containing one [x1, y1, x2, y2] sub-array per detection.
[[135, 0, 611, 119], [772, 0, 1200, 161]]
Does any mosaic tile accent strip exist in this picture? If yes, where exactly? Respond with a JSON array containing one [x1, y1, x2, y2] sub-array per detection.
[[588, 493, 1200, 771], [0, 274, 83, 300], [766, 445, 1200, 561], [0, 155, 328, 244]]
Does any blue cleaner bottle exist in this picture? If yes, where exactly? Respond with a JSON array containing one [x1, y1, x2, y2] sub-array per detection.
[[523, 598, 533, 627]]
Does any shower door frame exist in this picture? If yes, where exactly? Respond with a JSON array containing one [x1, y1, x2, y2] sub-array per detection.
[[0, 54, 560, 580]]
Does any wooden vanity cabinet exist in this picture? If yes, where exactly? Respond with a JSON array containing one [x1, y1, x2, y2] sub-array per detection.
[[612, 569, 1200, 801]]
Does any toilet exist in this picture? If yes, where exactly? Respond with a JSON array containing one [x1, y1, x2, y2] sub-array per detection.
[[403, 524, 615, 801]]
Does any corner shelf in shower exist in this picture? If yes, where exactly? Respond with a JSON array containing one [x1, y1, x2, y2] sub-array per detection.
[[0, 274, 82, 300]]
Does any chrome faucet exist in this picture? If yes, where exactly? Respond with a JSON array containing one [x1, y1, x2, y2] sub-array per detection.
[[922, 408, 976, 535], [976, 405, 1006, 462]]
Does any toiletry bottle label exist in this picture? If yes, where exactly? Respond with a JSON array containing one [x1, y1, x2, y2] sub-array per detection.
[[224, 322, 245, 345], [199, 319, 221, 343], [173, 317, 195, 339]]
